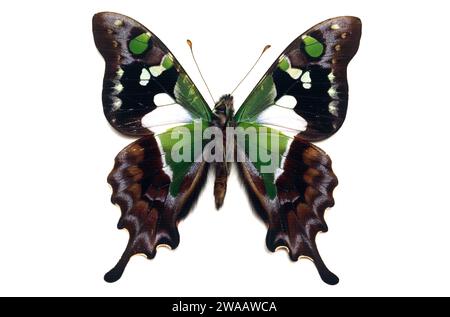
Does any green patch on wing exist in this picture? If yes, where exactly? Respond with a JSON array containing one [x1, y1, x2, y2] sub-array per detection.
[[157, 121, 209, 196], [303, 35, 324, 58], [237, 122, 290, 200], [174, 73, 213, 121], [129, 32, 151, 55], [234, 76, 277, 122], [278, 57, 290, 71], [162, 54, 174, 69]]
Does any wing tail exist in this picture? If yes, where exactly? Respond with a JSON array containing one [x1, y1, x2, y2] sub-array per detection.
[[105, 135, 209, 282], [237, 134, 339, 284]]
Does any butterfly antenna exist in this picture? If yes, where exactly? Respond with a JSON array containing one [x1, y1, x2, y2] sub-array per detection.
[[230, 44, 271, 95], [187, 39, 216, 104]]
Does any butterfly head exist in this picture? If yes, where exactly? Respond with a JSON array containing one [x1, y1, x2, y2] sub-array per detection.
[[213, 94, 234, 125]]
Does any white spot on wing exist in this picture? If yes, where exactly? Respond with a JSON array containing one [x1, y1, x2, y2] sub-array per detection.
[[328, 100, 339, 116], [153, 93, 175, 106], [114, 83, 123, 94], [256, 105, 307, 136], [139, 68, 151, 86], [328, 86, 338, 98], [301, 71, 311, 83], [112, 96, 122, 110], [276, 95, 297, 109], [301, 71, 312, 89], [141, 103, 192, 134], [328, 72, 335, 82], [116, 67, 124, 78]]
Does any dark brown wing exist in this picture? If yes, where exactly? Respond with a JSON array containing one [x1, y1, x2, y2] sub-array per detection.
[[104, 135, 209, 282], [237, 136, 339, 284]]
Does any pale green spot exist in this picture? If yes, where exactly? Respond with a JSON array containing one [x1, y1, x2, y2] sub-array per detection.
[[149, 65, 164, 77], [328, 86, 338, 98], [148, 54, 174, 77], [112, 97, 122, 110], [331, 24, 340, 30], [328, 72, 336, 82], [286, 68, 302, 80], [162, 54, 174, 69], [116, 67, 124, 78], [328, 100, 339, 116], [303, 35, 324, 58], [114, 83, 124, 93], [129, 32, 151, 55]]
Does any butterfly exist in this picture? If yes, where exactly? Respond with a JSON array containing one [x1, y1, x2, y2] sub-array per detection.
[[93, 12, 361, 285]]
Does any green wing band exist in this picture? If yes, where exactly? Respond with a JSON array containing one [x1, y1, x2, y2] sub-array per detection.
[[233, 76, 276, 122], [175, 74, 213, 122], [157, 120, 209, 196], [236, 122, 290, 200]]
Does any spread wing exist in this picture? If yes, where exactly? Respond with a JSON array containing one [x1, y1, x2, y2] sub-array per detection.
[[234, 16, 361, 141], [236, 129, 339, 284], [233, 17, 361, 284], [93, 12, 213, 282], [93, 12, 213, 136], [105, 123, 210, 283]]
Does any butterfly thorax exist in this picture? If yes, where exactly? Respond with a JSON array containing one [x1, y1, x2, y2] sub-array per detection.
[[213, 94, 234, 128]]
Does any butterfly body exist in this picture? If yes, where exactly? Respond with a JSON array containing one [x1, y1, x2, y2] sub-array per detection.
[[211, 94, 234, 208], [93, 12, 361, 284]]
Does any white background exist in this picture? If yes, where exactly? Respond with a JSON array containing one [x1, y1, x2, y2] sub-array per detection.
[[1, 0, 449, 296]]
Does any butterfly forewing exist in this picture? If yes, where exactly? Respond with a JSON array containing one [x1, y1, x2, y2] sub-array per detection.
[[234, 16, 361, 141], [92, 12, 213, 136]]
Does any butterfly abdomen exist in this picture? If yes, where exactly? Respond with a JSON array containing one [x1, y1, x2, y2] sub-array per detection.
[[212, 95, 234, 209], [214, 162, 228, 209]]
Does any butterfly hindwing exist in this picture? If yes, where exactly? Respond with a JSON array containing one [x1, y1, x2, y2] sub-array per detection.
[[92, 12, 213, 135], [105, 127, 210, 283], [234, 16, 361, 141], [236, 134, 339, 284]]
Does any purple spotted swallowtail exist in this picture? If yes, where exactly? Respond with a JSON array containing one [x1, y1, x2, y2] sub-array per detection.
[[92, 12, 361, 284]]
